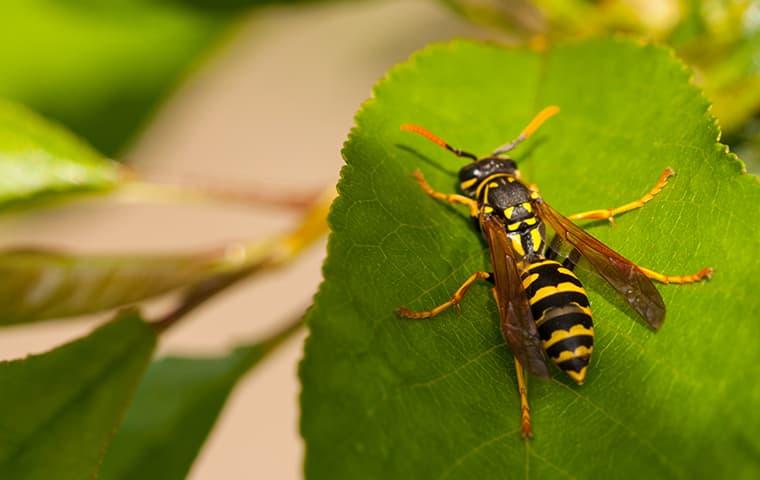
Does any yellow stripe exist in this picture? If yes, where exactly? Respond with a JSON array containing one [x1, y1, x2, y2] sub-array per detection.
[[510, 235, 525, 256], [522, 202, 533, 213], [557, 267, 578, 278], [566, 367, 588, 384], [507, 222, 521, 231], [521, 273, 540, 289], [530, 228, 543, 251], [529, 282, 586, 304], [534, 305, 591, 327], [525, 259, 559, 271], [552, 346, 593, 363], [482, 205, 494, 214], [504, 206, 515, 218], [542, 325, 594, 349], [569, 302, 592, 317], [475, 173, 512, 197], [524, 217, 537, 226], [460, 178, 477, 189]]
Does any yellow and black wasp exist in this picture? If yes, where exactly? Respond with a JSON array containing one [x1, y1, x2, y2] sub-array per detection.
[[395, 107, 713, 437]]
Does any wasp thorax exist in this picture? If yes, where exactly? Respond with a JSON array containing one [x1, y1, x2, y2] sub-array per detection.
[[458, 157, 518, 196]]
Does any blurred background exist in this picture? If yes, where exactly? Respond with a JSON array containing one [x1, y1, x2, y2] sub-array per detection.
[[0, 0, 756, 478]]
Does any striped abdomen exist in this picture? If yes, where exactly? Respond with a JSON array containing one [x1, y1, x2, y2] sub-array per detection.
[[521, 260, 594, 384]]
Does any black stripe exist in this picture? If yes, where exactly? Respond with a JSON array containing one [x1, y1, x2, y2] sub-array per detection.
[[546, 335, 594, 359], [522, 265, 582, 300], [530, 292, 589, 320], [557, 356, 591, 373], [537, 312, 593, 340]]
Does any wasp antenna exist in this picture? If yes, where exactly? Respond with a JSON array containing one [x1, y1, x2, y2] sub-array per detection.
[[401, 124, 478, 161], [493, 106, 560, 155]]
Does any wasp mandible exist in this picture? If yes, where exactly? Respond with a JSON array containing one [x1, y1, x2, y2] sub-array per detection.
[[395, 107, 713, 437]]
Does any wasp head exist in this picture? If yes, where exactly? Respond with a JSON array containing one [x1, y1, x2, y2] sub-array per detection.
[[458, 157, 518, 197]]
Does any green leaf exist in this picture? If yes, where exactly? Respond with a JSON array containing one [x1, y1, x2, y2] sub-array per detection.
[[0, 248, 225, 326], [0, 99, 120, 210], [301, 39, 760, 479], [0, 310, 156, 479], [0, 1, 229, 154], [100, 318, 302, 480]]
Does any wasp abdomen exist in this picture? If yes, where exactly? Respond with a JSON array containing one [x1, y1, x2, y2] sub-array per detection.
[[520, 260, 594, 384]]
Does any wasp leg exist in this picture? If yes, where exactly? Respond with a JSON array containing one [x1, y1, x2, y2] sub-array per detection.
[[395, 271, 491, 319], [514, 356, 533, 438], [637, 266, 714, 285], [568, 168, 674, 223], [413, 170, 479, 217]]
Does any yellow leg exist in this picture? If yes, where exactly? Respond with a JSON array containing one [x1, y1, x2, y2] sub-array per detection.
[[514, 356, 533, 438], [413, 170, 479, 217], [638, 266, 714, 285], [568, 168, 674, 223], [395, 271, 491, 319]]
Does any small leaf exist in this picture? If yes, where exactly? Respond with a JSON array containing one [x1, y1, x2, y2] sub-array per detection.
[[0, 248, 225, 326], [100, 318, 301, 480], [301, 39, 760, 478], [0, 99, 120, 209], [0, 310, 156, 479]]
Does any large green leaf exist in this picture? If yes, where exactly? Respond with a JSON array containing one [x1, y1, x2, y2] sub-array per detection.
[[0, 1, 229, 154], [301, 39, 760, 479], [100, 318, 302, 479], [0, 248, 226, 326], [0, 99, 120, 209], [0, 310, 156, 479]]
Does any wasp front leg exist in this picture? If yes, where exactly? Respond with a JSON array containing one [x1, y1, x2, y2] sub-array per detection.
[[568, 168, 674, 223], [413, 170, 479, 217], [395, 271, 492, 319]]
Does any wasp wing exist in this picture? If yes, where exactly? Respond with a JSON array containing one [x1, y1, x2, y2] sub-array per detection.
[[482, 215, 550, 378], [534, 199, 666, 330]]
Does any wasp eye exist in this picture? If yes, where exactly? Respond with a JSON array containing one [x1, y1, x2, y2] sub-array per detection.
[[458, 165, 480, 182]]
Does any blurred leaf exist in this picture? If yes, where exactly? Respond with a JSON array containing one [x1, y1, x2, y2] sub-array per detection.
[[0, 310, 156, 479], [0, 185, 333, 327], [0, 248, 226, 326], [0, 99, 120, 210], [0, 1, 230, 155], [100, 317, 302, 480], [151, 0, 321, 10], [439, 0, 760, 135], [301, 39, 760, 478]]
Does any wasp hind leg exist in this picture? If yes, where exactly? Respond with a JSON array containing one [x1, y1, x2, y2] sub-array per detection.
[[412, 170, 479, 217], [395, 271, 492, 319], [568, 168, 674, 223], [514, 356, 533, 438], [638, 266, 714, 285]]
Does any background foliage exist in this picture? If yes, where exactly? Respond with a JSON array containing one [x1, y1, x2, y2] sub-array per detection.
[[0, 1, 230, 155], [441, 0, 760, 173]]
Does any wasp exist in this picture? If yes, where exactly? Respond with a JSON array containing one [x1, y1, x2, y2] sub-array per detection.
[[395, 107, 713, 437]]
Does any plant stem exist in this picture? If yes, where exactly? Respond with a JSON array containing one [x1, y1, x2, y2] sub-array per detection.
[[151, 187, 334, 332]]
